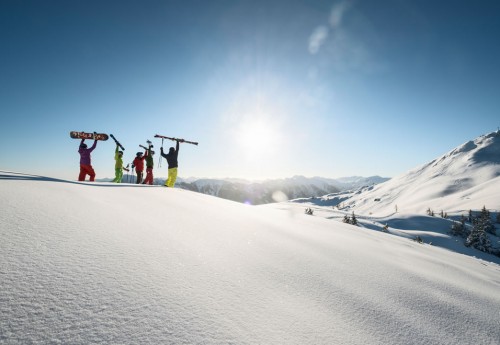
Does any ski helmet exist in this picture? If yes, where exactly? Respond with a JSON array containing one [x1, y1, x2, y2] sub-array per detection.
[[80, 143, 88, 149], [136, 152, 143, 156]]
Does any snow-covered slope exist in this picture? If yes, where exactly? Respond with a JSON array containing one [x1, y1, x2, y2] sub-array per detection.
[[1, 171, 500, 344], [344, 131, 500, 216]]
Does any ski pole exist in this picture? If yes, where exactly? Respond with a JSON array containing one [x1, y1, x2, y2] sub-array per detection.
[[158, 138, 164, 168], [129, 161, 133, 183]]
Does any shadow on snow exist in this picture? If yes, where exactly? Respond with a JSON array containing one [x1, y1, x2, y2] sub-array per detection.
[[0, 170, 153, 188]]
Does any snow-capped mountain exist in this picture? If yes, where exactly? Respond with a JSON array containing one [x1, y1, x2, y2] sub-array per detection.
[[342, 131, 500, 216], [175, 175, 389, 205], [108, 175, 388, 205], [331, 175, 389, 190]]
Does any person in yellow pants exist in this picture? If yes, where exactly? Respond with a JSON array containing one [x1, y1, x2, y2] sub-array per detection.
[[160, 139, 182, 187], [166, 167, 177, 187]]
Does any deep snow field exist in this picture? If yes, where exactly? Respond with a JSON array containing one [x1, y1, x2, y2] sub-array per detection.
[[1, 170, 500, 344]]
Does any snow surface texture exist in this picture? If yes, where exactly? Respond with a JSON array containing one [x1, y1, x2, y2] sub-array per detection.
[[1, 171, 499, 344]]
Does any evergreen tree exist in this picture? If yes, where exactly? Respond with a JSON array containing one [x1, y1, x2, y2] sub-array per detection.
[[496, 212, 500, 224], [466, 217, 492, 253], [342, 215, 350, 224], [479, 206, 495, 235], [351, 212, 358, 226], [461, 214, 471, 237], [480, 205, 490, 219], [450, 217, 466, 237]]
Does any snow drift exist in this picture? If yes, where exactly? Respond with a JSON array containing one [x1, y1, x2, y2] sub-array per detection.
[[1, 171, 499, 344]]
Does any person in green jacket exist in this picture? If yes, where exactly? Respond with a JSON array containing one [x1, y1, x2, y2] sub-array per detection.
[[112, 145, 125, 183], [142, 144, 155, 185]]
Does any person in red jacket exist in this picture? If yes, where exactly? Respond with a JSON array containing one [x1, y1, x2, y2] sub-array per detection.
[[132, 151, 146, 184]]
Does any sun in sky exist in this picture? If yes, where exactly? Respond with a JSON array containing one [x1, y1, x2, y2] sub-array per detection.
[[227, 106, 288, 178], [236, 119, 277, 157], [219, 73, 293, 178]]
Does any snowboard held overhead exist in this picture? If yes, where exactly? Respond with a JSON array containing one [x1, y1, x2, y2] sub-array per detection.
[[70, 131, 109, 141]]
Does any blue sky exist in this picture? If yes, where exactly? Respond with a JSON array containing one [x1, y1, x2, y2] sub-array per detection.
[[1, 0, 499, 181]]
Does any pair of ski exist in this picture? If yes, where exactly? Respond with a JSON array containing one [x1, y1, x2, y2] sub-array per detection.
[[154, 134, 198, 146], [139, 140, 153, 151], [139, 136, 198, 150]]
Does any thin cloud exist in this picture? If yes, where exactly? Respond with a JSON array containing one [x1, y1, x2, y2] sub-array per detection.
[[329, 0, 352, 28], [307, 0, 383, 74], [308, 26, 329, 55], [309, 1, 352, 55]]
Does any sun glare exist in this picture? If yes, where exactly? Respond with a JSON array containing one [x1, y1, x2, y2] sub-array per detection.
[[235, 118, 281, 159]]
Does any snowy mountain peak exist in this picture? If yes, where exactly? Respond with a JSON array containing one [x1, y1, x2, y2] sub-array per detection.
[[343, 131, 500, 215], [434, 131, 500, 170]]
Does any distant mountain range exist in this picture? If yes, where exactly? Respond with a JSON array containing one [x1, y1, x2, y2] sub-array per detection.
[[175, 175, 389, 205], [105, 174, 388, 204]]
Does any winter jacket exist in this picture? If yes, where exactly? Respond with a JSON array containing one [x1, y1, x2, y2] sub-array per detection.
[[78, 140, 97, 165], [133, 155, 146, 172], [145, 147, 154, 168], [114, 146, 123, 169], [160, 141, 179, 169]]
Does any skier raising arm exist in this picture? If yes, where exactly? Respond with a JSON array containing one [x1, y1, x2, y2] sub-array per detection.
[[78, 138, 98, 182], [132, 151, 146, 184], [112, 144, 125, 183], [142, 144, 155, 185], [160, 139, 182, 187]]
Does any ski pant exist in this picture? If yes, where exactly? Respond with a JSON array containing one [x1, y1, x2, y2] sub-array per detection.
[[112, 168, 123, 183], [135, 170, 143, 184], [143, 167, 154, 185], [79, 164, 95, 182], [165, 167, 178, 187]]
